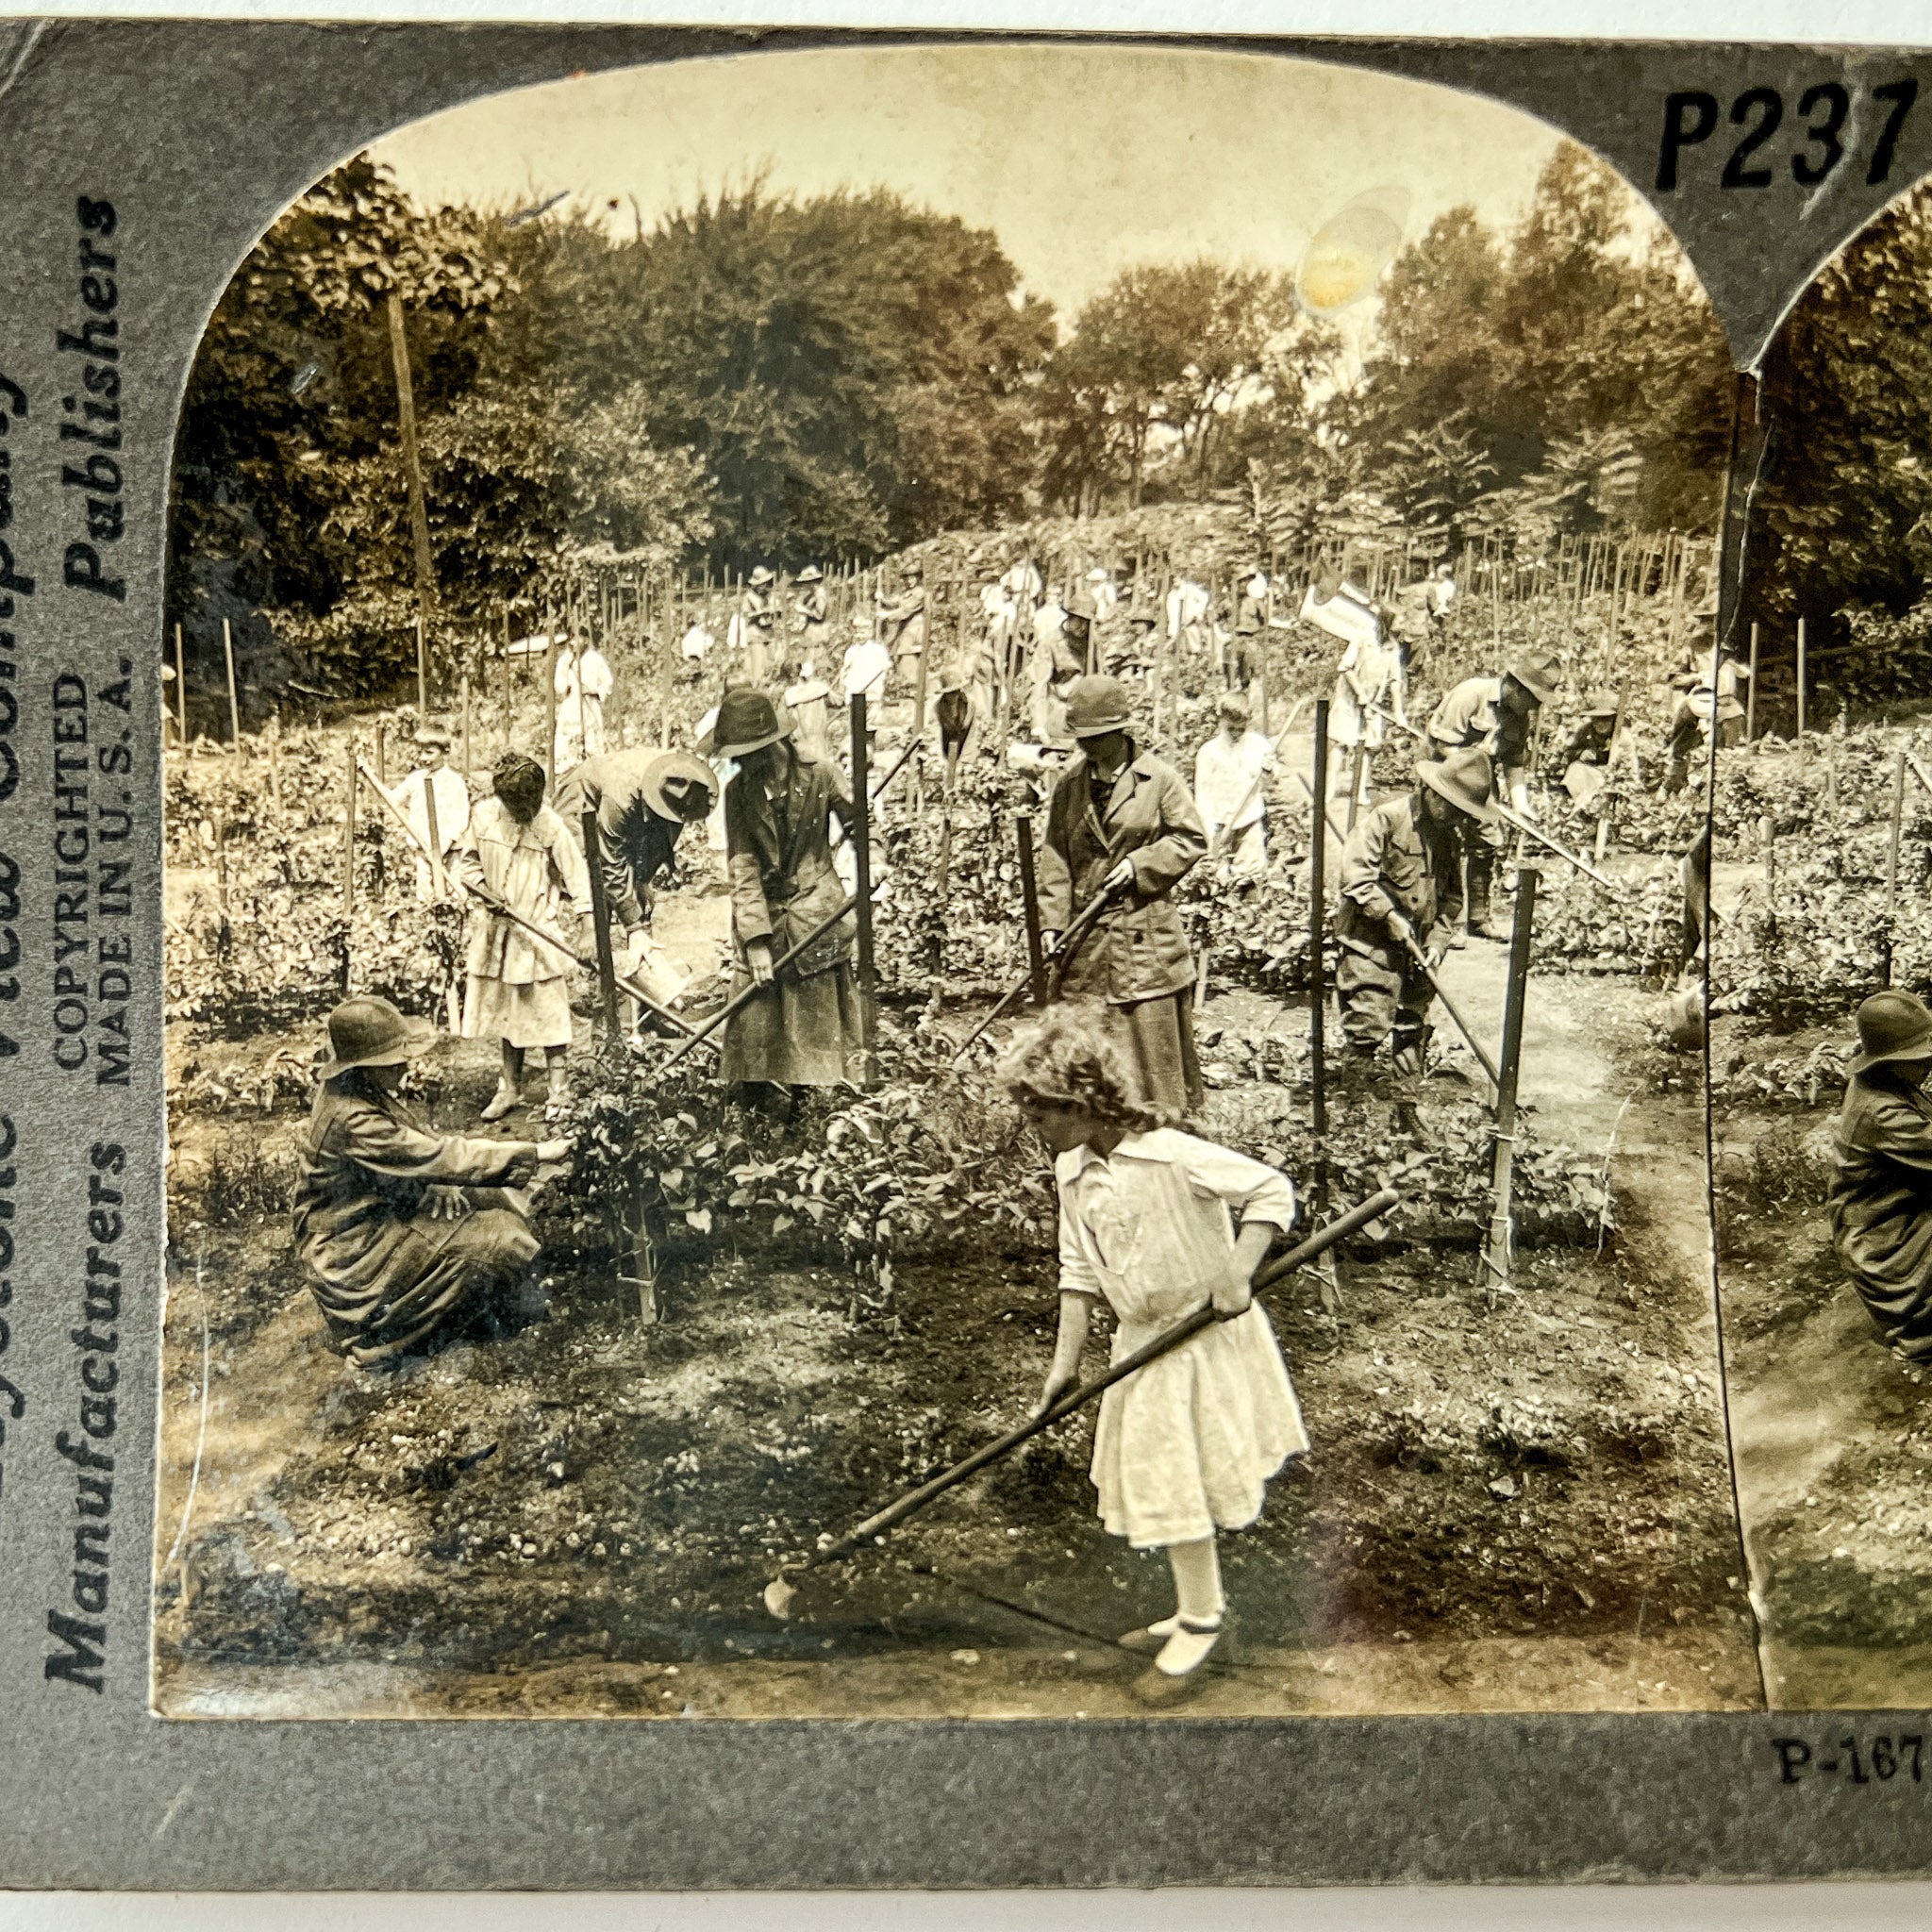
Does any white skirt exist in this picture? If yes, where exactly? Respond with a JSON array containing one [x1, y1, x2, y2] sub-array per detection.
[[462, 974, 574, 1050], [1091, 1302, 1307, 1548]]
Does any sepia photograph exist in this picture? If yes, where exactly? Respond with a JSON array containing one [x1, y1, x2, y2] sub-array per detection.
[[154, 42, 1756, 1721], [1707, 163, 1932, 1711]]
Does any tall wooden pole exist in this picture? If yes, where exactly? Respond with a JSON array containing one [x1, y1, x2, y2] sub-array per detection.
[[544, 607, 559, 788], [581, 808, 622, 1042], [460, 673, 472, 777], [1796, 617, 1807, 749], [1017, 812, 1047, 1008], [1886, 745, 1907, 988], [1308, 700, 1330, 1186], [221, 616, 240, 745], [1479, 865, 1540, 1294], [173, 621, 188, 741], [387, 291, 436, 709], [850, 691, 877, 1086], [1746, 621, 1760, 741], [341, 741, 358, 925]]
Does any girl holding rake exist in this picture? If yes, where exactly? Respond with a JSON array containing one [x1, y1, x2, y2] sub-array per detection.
[[1001, 1003, 1307, 1705]]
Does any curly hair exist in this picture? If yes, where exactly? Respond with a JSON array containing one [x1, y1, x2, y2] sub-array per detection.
[[997, 1001, 1168, 1133], [492, 751, 546, 823]]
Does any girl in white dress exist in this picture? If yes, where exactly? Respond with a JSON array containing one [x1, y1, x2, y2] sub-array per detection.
[[1001, 1003, 1307, 1704]]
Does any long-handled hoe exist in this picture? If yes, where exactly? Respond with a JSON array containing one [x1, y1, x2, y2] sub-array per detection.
[[762, 1183, 1402, 1622]]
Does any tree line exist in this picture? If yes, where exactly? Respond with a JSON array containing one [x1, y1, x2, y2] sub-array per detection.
[[169, 142, 1739, 692]]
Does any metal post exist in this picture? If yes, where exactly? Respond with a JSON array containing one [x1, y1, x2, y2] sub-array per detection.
[[581, 808, 622, 1042], [850, 691, 877, 1085], [1017, 812, 1047, 1008], [222, 617, 241, 745], [1479, 865, 1540, 1293]]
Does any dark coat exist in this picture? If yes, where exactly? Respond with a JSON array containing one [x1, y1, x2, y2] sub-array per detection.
[[724, 741, 855, 977], [1039, 745, 1206, 1004], [1831, 1069, 1932, 1354], [291, 1083, 539, 1354], [1336, 791, 1464, 972]]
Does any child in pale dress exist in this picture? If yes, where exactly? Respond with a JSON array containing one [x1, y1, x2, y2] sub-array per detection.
[[1001, 1003, 1307, 1704], [456, 752, 591, 1121]]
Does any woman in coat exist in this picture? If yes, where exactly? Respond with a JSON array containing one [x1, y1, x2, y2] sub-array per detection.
[[1037, 675, 1208, 1114], [291, 995, 572, 1367], [1830, 990, 1932, 1360], [708, 687, 865, 1098]]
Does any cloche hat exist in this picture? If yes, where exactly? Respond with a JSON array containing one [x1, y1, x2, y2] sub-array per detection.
[[1852, 990, 1932, 1075], [317, 995, 436, 1080]]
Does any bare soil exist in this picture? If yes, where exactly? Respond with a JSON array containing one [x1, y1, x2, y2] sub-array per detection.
[[156, 928, 1758, 1719], [1711, 1014, 1932, 1709]]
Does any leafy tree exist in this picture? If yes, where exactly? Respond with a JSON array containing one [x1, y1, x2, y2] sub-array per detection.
[[1750, 178, 1932, 640]]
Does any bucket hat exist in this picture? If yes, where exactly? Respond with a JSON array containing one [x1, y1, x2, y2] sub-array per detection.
[[1504, 655, 1558, 705], [703, 687, 791, 760], [1416, 747, 1498, 824], [1064, 675, 1132, 739], [317, 995, 437, 1080], [1852, 990, 1932, 1074], [641, 751, 720, 824]]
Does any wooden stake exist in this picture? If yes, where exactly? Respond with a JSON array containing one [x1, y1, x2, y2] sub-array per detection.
[[581, 808, 622, 1042], [1796, 617, 1807, 752], [1309, 704, 1330, 1176], [460, 674, 472, 778], [544, 608, 559, 788], [174, 621, 188, 741], [221, 616, 240, 745], [387, 291, 437, 694], [375, 720, 387, 788], [1479, 865, 1540, 1293], [423, 766, 445, 900], [1746, 621, 1760, 742], [342, 740, 358, 924], [1887, 745, 1907, 987], [850, 691, 877, 1086], [1017, 812, 1047, 1008]]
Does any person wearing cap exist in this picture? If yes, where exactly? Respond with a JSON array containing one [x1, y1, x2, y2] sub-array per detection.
[[392, 721, 471, 904], [1336, 748, 1494, 1075], [554, 746, 720, 1029], [1307, 569, 1404, 798], [456, 752, 594, 1119], [1039, 675, 1209, 1114], [553, 634, 616, 774], [1426, 656, 1557, 935], [1830, 990, 1932, 1360], [876, 561, 928, 691], [291, 994, 573, 1366], [1663, 599, 1748, 793], [712, 686, 864, 1097], [791, 564, 831, 656], [1193, 691, 1276, 876]]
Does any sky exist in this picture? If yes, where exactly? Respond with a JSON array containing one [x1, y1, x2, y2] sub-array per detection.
[[366, 42, 1639, 322]]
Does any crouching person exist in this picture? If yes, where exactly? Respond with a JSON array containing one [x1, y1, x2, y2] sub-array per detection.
[[292, 995, 573, 1368], [1336, 748, 1494, 1075], [1831, 991, 1932, 1361], [1002, 1003, 1307, 1707]]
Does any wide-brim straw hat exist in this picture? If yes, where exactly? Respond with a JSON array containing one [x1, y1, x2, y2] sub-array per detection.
[[1505, 656, 1558, 705], [702, 687, 791, 760], [1064, 675, 1132, 739], [1852, 990, 1932, 1074], [749, 566, 776, 588], [641, 750, 721, 824], [317, 994, 437, 1079], [796, 565, 824, 583], [1417, 747, 1499, 825]]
